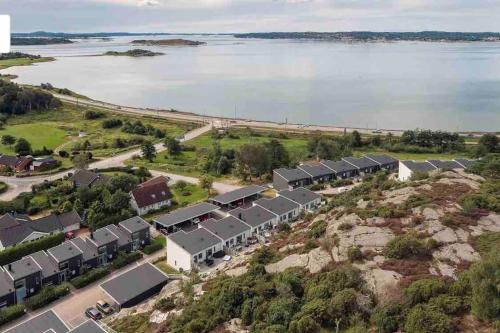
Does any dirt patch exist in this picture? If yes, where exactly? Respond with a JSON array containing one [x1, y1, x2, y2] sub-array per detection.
[[380, 258, 431, 278], [418, 183, 472, 207]]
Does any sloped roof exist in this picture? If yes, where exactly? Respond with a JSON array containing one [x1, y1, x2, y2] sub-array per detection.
[[343, 156, 379, 169], [400, 160, 437, 173], [365, 154, 398, 165], [70, 238, 98, 263], [229, 205, 277, 228], [427, 160, 463, 169], [278, 187, 321, 206], [0, 215, 35, 248], [131, 181, 173, 209], [5, 309, 69, 333], [200, 216, 251, 241], [70, 169, 110, 187], [154, 202, 219, 228], [274, 168, 311, 182], [298, 163, 335, 178], [3, 256, 41, 281], [105, 224, 132, 248], [30, 251, 60, 279], [321, 160, 358, 173], [69, 320, 106, 333], [454, 158, 475, 168], [48, 240, 83, 263], [88, 226, 119, 247], [254, 196, 299, 216]]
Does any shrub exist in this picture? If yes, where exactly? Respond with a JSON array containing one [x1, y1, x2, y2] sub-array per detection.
[[154, 297, 176, 312], [383, 234, 429, 259], [70, 267, 110, 289], [143, 241, 164, 255], [289, 315, 321, 333], [84, 110, 105, 120], [58, 150, 69, 158], [371, 303, 402, 333], [404, 278, 447, 305], [0, 304, 25, 326], [338, 222, 353, 231], [25, 283, 71, 310], [469, 249, 500, 321], [112, 251, 143, 269], [102, 118, 123, 129], [404, 304, 453, 333], [308, 220, 327, 239], [303, 239, 318, 251], [347, 246, 363, 262], [427, 295, 467, 315], [277, 223, 292, 234], [0, 232, 64, 266]]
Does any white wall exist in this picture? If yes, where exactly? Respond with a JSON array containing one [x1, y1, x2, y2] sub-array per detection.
[[398, 161, 413, 181], [166, 239, 193, 272]]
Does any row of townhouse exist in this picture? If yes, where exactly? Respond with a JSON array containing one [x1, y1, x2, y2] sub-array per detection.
[[398, 158, 475, 181], [0, 216, 150, 309], [273, 154, 399, 191], [165, 186, 322, 272]]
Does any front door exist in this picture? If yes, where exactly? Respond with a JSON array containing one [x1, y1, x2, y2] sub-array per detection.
[[14, 280, 26, 303], [60, 270, 67, 282]]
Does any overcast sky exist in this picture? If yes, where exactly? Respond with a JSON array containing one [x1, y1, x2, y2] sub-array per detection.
[[3, 0, 500, 33]]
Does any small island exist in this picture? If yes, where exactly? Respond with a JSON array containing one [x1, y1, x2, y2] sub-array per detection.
[[0, 52, 54, 70], [103, 49, 164, 57], [11, 37, 74, 45], [131, 39, 206, 46]]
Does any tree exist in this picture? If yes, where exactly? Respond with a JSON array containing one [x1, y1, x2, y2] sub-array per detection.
[[199, 175, 213, 192], [108, 190, 131, 212], [1, 135, 15, 147], [14, 138, 31, 155], [289, 316, 321, 333], [107, 174, 139, 193], [404, 304, 453, 333], [141, 141, 156, 162], [164, 137, 182, 155], [478, 133, 499, 154], [350, 130, 362, 148], [266, 139, 290, 173], [236, 143, 270, 180]]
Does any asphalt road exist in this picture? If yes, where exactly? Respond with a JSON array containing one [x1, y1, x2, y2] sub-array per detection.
[[0, 123, 240, 201]]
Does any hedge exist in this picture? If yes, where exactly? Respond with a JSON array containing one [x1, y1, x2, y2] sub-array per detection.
[[0, 232, 65, 266], [112, 251, 143, 269], [143, 241, 164, 255], [70, 267, 111, 289], [25, 283, 71, 310], [0, 304, 26, 326]]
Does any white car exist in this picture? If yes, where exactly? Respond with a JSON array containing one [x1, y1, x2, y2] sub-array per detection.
[[223, 255, 232, 261]]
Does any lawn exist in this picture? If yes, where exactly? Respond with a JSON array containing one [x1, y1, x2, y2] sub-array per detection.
[[0, 103, 194, 158], [0, 57, 54, 70], [154, 259, 178, 275]]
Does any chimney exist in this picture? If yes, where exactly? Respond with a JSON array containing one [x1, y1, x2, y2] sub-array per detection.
[[8, 264, 11, 271]]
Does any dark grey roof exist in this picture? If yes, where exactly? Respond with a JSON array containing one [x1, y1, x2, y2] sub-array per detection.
[[3, 256, 41, 281], [298, 163, 335, 178], [88, 226, 119, 247], [154, 202, 219, 227], [278, 187, 321, 206], [0, 222, 34, 248], [209, 185, 266, 205], [200, 216, 251, 241], [428, 160, 464, 169], [168, 228, 221, 254], [229, 205, 277, 228], [400, 160, 437, 173], [100, 263, 168, 306], [119, 216, 150, 234], [69, 320, 106, 333], [31, 251, 60, 278], [70, 238, 98, 263], [105, 224, 132, 248], [0, 269, 14, 297], [454, 158, 475, 168], [254, 196, 299, 216], [321, 160, 358, 173], [70, 169, 110, 187], [58, 210, 82, 228], [274, 168, 311, 182], [365, 154, 398, 165], [342, 156, 379, 169], [5, 309, 69, 333], [48, 240, 83, 263], [30, 214, 62, 233]]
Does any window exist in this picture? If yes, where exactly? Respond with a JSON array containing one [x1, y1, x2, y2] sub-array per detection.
[[59, 262, 69, 270], [198, 253, 202, 259]]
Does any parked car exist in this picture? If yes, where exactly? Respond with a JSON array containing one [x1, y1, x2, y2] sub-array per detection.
[[223, 255, 232, 261], [65, 231, 75, 240], [205, 258, 214, 266], [96, 300, 113, 315], [85, 307, 102, 320]]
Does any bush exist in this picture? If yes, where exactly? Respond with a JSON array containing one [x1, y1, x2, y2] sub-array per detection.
[[303, 239, 318, 251], [102, 118, 123, 129], [84, 110, 105, 120], [0, 304, 25, 326], [308, 220, 326, 239], [404, 278, 447, 305], [383, 234, 430, 259], [154, 297, 176, 312], [404, 304, 453, 333], [277, 223, 291, 234], [25, 283, 71, 310], [347, 246, 363, 262], [112, 251, 143, 269], [143, 241, 164, 255], [70, 267, 110, 289], [427, 295, 467, 315], [59, 150, 69, 158], [0, 232, 64, 266], [371, 303, 402, 333]]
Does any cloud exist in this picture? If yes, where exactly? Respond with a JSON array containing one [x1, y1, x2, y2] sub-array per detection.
[[137, 0, 160, 6]]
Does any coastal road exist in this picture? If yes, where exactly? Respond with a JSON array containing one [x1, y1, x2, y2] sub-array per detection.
[[0, 123, 240, 201]]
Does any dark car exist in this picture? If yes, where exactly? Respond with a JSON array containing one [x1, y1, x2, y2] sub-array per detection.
[[85, 307, 102, 320], [205, 258, 214, 266]]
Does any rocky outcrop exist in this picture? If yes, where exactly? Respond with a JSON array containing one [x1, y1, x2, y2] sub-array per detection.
[[381, 187, 417, 205], [433, 243, 481, 263], [363, 268, 402, 304], [265, 248, 332, 274]]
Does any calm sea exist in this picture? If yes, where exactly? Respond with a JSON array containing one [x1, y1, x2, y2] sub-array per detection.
[[4, 35, 500, 131]]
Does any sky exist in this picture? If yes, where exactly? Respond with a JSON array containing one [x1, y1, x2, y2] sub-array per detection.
[[2, 0, 500, 33]]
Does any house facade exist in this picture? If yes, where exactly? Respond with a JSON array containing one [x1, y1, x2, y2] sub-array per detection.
[[130, 177, 173, 216], [278, 187, 322, 213], [273, 168, 312, 191], [229, 205, 279, 235]]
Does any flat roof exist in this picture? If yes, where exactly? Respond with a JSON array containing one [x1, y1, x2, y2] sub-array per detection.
[[274, 168, 311, 182], [343, 156, 380, 169], [400, 160, 437, 173], [321, 160, 358, 173], [278, 187, 321, 206], [5, 310, 69, 333], [105, 224, 132, 248], [365, 154, 398, 165], [200, 216, 251, 241], [298, 163, 335, 178], [254, 196, 299, 216], [168, 228, 221, 255], [69, 320, 106, 333], [100, 263, 168, 306], [209, 185, 266, 205], [154, 202, 219, 227], [3, 256, 41, 281], [229, 205, 277, 228], [119, 216, 150, 234], [0, 269, 14, 297], [454, 158, 475, 168], [70, 238, 98, 263], [47, 240, 83, 263], [428, 160, 464, 169]]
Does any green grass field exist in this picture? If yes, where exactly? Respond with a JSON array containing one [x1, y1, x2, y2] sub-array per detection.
[[0, 123, 68, 155], [0, 57, 54, 70]]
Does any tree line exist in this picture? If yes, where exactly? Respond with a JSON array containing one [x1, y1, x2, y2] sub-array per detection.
[[0, 80, 61, 117]]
